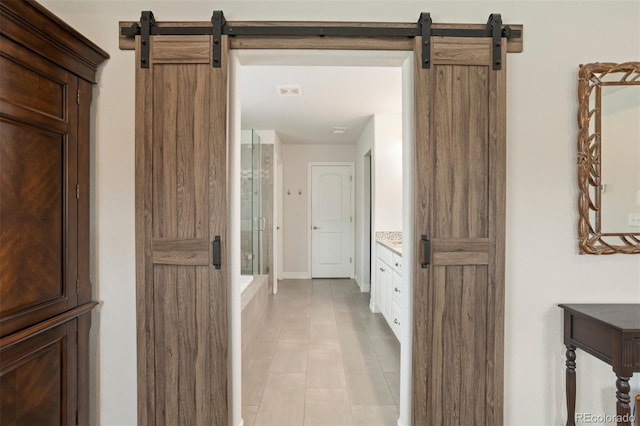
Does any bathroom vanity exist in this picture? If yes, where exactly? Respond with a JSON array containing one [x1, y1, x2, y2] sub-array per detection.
[[374, 233, 403, 340]]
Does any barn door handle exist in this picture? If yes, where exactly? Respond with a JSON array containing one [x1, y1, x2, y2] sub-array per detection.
[[421, 235, 431, 268], [212, 236, 221, 269]]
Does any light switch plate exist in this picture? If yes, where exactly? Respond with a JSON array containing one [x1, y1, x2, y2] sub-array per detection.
[[629, 213, 640, 228]]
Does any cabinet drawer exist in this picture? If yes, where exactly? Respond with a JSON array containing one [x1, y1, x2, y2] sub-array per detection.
[[392, 252, 402, 272], [377, 242, 393, 265], [392, 271, 401, 304], [392, 301, 401, 340]]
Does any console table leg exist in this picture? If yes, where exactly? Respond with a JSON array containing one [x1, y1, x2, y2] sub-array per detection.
[[615, 376, 631, 426], [565, 346, 576, 426]]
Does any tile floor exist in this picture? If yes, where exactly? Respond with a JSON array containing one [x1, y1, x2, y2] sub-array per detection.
[[242, 279, 400, 426]]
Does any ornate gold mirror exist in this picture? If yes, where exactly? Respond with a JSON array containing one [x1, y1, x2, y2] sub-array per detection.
[[578, 62, 640, 254]]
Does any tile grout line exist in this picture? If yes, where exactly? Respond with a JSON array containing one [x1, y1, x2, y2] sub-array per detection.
[[333, 281, 356, 426]]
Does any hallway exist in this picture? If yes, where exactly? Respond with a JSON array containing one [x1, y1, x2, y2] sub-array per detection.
[[242, 279, 400, 426]]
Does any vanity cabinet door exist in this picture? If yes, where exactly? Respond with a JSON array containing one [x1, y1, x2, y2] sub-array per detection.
[[376, 258, 391, 321]]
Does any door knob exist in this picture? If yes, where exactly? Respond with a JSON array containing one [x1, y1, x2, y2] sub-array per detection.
[[312, 226, 320, 230]]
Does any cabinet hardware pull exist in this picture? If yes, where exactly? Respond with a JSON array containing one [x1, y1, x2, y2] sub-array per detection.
[[212, 236, 221, 269], [394, 318, 400, 325], [395, 262, 399, 267], [394, 287, 400, 293], [421, 234, 431, 268], [380, 267, 385, 272]]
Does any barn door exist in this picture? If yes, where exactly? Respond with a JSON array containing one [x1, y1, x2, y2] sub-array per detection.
[[135, 34, 229, 425], [412, 35, 507, 425]]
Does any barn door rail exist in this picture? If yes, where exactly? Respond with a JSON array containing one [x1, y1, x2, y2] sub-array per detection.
[[121, 11, 521, 70]]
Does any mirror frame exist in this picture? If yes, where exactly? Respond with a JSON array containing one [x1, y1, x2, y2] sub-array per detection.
[[577, 61, 640, 254]]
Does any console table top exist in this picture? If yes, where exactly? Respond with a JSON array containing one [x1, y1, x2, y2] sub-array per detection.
[[558, 304, 640, 332]]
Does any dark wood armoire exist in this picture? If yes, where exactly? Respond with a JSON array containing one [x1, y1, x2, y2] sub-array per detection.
[[0, 0, 108, 424]]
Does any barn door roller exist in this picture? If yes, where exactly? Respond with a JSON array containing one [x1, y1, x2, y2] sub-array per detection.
[[122, 11, 520, 70]]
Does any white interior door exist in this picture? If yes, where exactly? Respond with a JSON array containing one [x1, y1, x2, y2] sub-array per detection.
[[310, 164, 354, 278]]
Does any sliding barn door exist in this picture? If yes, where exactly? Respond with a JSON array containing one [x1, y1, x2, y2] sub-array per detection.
[[412, 37, 507, 425], [135, 35, 229, 425]]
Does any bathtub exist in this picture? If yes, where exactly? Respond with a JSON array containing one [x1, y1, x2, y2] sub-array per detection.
[[239, 274, 254, 293], [240, 274, 269, 355]]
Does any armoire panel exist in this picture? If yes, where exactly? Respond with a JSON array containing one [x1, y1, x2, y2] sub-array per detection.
[[0, 119, 65, 317], [0, 321, 77, 426]]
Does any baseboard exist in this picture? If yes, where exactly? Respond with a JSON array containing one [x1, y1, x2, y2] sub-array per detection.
[[281, 272, 310, 280]]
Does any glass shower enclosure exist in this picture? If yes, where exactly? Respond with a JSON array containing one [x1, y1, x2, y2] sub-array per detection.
[[240, 130, 273, 284]]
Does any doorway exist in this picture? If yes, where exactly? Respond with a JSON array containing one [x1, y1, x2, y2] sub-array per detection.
[[229, 50, 413, 423], [363, 151, 372, 294], [127, 18, 518, 425]]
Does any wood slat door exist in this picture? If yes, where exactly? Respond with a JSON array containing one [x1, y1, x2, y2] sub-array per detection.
[[135, 35, 229, 425], [412, 36, 507, 425]]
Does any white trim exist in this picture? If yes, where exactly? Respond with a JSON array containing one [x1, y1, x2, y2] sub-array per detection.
[[272, 151, 279, 295], [229, 52, 242, 426], [399, 52, 415, 426], [308, 161, 355, 279]]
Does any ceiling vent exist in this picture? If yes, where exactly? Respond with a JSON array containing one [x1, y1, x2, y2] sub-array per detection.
[[276, 85, 303, 96], [332, 127, 348, 135]]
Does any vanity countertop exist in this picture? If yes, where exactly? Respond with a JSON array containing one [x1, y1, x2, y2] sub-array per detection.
[[376, 231, 402, 256]]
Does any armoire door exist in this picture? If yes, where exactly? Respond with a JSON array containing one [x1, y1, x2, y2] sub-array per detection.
[[135, 34, 229, 425], [412, 36, 507, 425], [0, 321, 77, 425], [0, 35, 79, 337]]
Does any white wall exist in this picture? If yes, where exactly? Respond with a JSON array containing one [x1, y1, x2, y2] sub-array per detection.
[[373, 114, 403, 232], [37, 1, 640, 425], [354, 113, 404, 290], [281, 143, 356, 276]]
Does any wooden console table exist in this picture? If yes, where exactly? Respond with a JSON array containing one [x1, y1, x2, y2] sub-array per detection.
[[559, 304, 640, 426]]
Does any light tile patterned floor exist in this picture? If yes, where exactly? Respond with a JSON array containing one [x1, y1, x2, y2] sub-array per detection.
[[242, 279, 400, 426]]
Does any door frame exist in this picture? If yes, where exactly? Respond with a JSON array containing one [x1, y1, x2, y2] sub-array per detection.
[[121, 17, 522, 426], [307, 161, 355, 279]]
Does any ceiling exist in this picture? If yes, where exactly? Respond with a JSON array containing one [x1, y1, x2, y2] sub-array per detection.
[[240, 55, 403, 145]]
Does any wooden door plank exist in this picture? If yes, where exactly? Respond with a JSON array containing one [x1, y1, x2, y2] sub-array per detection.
[[177, 267, 196, 426], [411, 36, 432, 426], [485, 43, 507, 425], [195, 266, 211, 425], [208, 35, 230, 426], [432, 37, 491, 66], [135, 36, 155, 426], [152, 35, 211, 63], [442, 266, 463, 426]]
